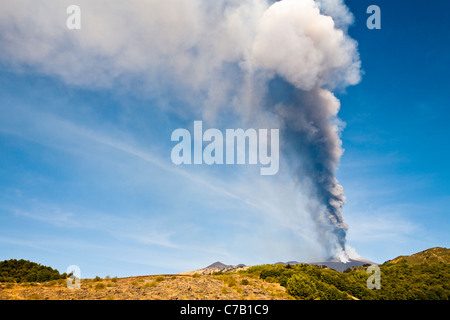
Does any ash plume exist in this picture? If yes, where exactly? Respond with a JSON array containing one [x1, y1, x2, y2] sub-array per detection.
[[274, 87, 349, 260], [0, 0, 361, 261], [249, 0, 360, 260]]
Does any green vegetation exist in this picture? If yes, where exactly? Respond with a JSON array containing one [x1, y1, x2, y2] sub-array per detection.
[[240, 279, 249, 286], [2, 247, 448, 299], [370, 261, 449, 299], [0, 259, 66, 283], [94, 282, 106, 290], [214, 274, 238, 287], [26, 294, 43, 300], [387, 247, 450, 265], [242, 259, 450, 300], [142, 280, 157, 289]]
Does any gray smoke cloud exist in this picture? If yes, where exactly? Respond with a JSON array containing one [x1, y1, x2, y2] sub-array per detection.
[[274, 88, 349, 260], [250, 0, 360, 260], [0, 0, 361, 261]]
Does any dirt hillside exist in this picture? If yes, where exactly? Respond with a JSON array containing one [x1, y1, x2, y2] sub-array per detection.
[[0, 273, 291, 300]]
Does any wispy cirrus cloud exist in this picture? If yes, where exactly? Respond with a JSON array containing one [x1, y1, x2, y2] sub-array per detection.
[[4, 198, 178, 248]]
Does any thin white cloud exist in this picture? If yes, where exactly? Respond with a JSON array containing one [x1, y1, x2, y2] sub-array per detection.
[[0, 236, 55, 252], [3, 195, 179, 249], [11, 206, 75, 227], [0, 103, 245, 204], [346, 209, 419, 243]]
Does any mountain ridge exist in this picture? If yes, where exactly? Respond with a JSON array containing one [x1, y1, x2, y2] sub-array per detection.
[[386, 247, 450, 265], [192, 257, 377, 274], [193, 247, 450, 274]]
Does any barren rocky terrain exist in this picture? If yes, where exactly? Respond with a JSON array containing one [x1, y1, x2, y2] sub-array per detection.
[[0, 273, 291, 300]]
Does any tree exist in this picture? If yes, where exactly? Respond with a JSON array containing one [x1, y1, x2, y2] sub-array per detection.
[[36, 269, 52, 282], [25, 272, 37, 282], [0, 259, 64, 283], [286, 274, 318, 300]]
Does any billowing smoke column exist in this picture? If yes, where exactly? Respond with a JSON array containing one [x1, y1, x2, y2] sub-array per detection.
[[0, 0, 361, 261], [250, 0, 360, 260], [275, 87, 350, 260]]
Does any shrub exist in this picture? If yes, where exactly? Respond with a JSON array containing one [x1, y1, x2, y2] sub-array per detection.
[[215, 274, 237, 287], [94, 282, 106, 290], [240, 279, 249, 286], [43, 280, 59, 287], [143, 281, 157, 289], [264, 276, 277, 283], [233, 286, 244, 294], [131, 280, 139, 286], [224, 276, 237, 287]]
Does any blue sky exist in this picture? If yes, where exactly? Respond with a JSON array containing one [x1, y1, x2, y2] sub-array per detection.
[[0, 0, 449, 278], [337, 0, 450, 261]]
